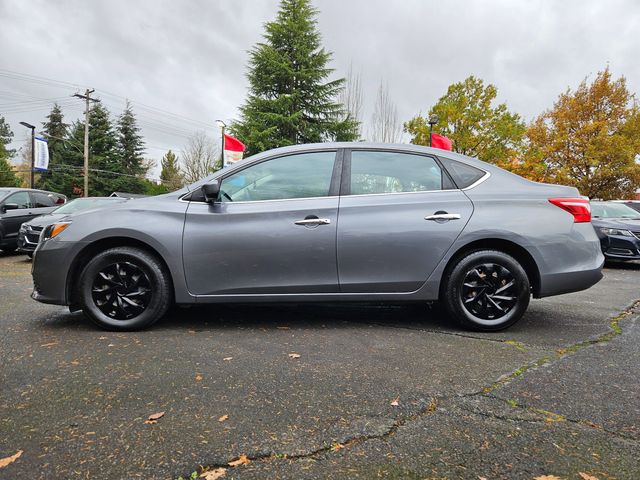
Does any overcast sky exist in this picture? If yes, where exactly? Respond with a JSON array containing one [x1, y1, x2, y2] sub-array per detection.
[[1, 0, 639, 178]]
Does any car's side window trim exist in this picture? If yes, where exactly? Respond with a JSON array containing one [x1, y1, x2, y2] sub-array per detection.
[[183, 149, 342, 204], [341, 148, 458, 197]]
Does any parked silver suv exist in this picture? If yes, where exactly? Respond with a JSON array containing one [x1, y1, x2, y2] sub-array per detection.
[[30, 143, 604, 331]]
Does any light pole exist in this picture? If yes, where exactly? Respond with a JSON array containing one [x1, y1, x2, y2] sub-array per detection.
[[428, 114, 439, 147], [19, 121, 36, 188], [216, 119, 226, 168]]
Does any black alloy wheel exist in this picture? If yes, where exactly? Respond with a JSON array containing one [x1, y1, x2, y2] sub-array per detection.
[[461, 263, 518, 320], [442, 249, 530, 331], [91, 262, 152, 320], [79, 246, 172, 331]]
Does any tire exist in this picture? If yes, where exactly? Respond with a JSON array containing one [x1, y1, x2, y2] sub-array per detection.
[[78, 246, 172, 331], [441, 250, 530, 331]]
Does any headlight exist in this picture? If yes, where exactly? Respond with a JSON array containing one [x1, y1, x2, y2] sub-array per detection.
[[41, 221, 72, 242], [19, 224, 28, 232], [600, 227, 633, 237]]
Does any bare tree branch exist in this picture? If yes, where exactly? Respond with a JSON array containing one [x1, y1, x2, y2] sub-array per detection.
[[339, 62, 364, 138], [182, 131, 219, 184], [369, 80, 401, 143]]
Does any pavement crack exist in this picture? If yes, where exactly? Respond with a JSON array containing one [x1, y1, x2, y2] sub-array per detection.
[[477, 394, 640, 444], [481, 298, 640, 395], [194, 398, 440, 476]]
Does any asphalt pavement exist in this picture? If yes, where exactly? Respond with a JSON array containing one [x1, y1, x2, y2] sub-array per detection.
[[0, 252, 639, 479]]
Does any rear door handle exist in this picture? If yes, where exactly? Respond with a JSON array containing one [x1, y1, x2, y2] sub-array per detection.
[[424, 213, 461, 221], [294, 218, 331, 226]]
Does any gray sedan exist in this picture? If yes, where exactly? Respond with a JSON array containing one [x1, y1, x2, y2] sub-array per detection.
[[31, 143, 604, 331]]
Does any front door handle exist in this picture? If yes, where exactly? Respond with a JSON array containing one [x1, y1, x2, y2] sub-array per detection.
[[294, 218, 331, 226], [424, 213, 461, 221]]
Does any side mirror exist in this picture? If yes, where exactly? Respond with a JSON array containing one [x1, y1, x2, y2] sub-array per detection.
[[1, 203, 19, 213], [201, 181, 221, 203]]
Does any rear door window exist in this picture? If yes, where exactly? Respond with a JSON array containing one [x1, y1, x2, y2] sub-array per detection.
[[31, 192, 56, 208], [349, 150, 450, 195]]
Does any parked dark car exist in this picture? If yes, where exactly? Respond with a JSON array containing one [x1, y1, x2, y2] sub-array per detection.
[[31, 143, 604, 332], [591, 201, 640, 261], [610, 200, 640, 213], [0, 188, 66, 253], [17, 197, 128, 257]]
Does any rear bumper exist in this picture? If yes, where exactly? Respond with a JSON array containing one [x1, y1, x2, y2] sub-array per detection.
[[537, 223, 605, 298], [537, 261, 604, 297]]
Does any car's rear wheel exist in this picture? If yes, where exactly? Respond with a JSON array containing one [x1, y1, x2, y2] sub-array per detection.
[[78, 246, 172, 331], [442, 250, 530, 331]]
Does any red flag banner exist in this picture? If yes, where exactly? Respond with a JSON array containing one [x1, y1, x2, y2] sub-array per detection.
[[223, 134, 246, 165], [431, 133, 453, 151]]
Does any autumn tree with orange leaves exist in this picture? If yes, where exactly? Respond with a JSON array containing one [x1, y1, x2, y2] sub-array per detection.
[[526, 68, 640, 199]]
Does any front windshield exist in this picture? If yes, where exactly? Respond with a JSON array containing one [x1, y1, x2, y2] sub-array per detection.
[[52, 197, 126, 214], [591, 203, 640, 219]]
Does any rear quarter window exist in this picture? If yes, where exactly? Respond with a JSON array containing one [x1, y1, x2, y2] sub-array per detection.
[[440, 158, 486, 189]]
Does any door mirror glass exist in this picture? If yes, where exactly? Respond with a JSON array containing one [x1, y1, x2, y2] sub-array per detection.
[[201, 181, 221, 203]]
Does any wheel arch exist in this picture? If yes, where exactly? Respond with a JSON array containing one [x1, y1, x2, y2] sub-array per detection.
[[440, 238, 541, 298], [67, 236, 175, 308]]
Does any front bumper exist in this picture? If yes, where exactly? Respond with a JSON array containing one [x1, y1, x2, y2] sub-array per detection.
[[31, 239, 85, 306], [16, 228, 42, 253], [598, 233, 640, 260]]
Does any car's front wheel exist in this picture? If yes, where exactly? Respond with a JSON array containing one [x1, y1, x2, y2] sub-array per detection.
[[441, 250, 530, 331], [78, 246, 172, 331]]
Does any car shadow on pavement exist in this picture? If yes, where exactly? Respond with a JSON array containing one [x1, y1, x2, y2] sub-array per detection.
[[604, 260, 640, 270], [40, 301, 547, 336]]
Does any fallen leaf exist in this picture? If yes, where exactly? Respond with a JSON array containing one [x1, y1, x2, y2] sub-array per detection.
[[0, 450, 23, 469], [200, 468, 227, 479], [288, 353, 301, 359], [218, 415, 229, 422], [533, 476, 563, 480], [70, 359, 80, 365], [223, 357, 233, 361], [195, 374, 203, 382], [144, 411, 165, 424], [228, 454, 250, 467], [578, 473, 599, 480], [332, 443, 345, 451], [390, 397, 400, 407], [40, 342, 58, 347]]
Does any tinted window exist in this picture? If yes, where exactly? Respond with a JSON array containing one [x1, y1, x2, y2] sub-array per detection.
[[32, 192, 56, 208], [350, 151, 444, 195], [591, 203, 640, 219], [440, 158, 486, 188], [4, 191, 31, 209], [220, 152, 336, 202]]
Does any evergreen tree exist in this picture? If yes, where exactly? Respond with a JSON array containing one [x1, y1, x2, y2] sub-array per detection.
[[37, 104, 74, 194], [86, 101, 144, 196], [0, 115, 21, 187], [117, 101, 146, 175], [230, 0, 358, 156], [160, 149, 184, 191]]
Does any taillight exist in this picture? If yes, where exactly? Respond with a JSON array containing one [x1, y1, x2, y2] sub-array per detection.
[[548, 198, 591, 223]]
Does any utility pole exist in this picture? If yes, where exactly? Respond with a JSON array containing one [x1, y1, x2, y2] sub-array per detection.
[[19, 121, 35, 188], [73, 89, 98, 197], [216, 119, 226, 169]]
